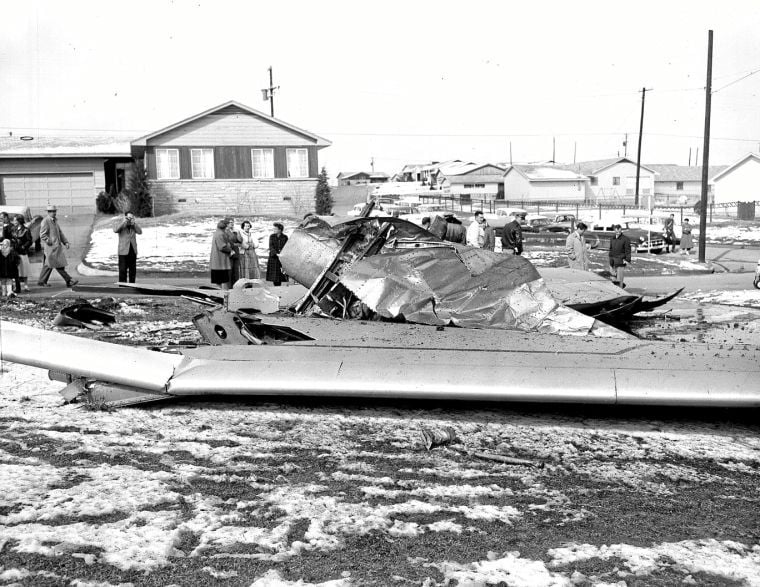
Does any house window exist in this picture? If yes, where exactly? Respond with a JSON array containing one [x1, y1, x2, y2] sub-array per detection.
[[676, 181, 684, 191], [287, 148, 308, 178], [463, 183, 486, 189], [612, 176, 620, 186], [251, 149, 275, 178], [156, 148, 179, 180], [191, 148, 215, 179], [590, 177, 598, 186]]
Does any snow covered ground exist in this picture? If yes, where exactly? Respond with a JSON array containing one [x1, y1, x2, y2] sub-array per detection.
[[84, 216, 299, 274], [1, 359, 759, 585]]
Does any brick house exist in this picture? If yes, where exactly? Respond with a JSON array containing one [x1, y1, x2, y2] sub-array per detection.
[[130, 100, 331, 216]]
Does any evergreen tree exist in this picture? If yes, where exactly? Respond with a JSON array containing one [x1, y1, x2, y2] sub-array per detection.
[[127, 159, 153, 217], [314, 167, 333, 215]]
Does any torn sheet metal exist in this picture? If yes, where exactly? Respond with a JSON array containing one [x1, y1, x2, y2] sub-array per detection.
[[52, 302, 116, 329], [279, 217, 624, 337]]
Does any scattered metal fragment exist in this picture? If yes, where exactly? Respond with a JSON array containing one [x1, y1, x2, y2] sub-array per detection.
[[52, 302, 116, 330], [421, 426, 458, 450]]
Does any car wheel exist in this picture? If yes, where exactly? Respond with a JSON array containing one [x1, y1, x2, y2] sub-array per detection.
[[754, 276, 760, 290]]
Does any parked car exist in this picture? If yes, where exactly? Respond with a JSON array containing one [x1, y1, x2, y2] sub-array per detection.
[[584, 220, 665, 254], [382, 203, 420, 217], [545, 213, 576, 232], [485, 208, 528, 238], [522, 214, 555, 233], [0, 205, 43, 252], [347, 203, 383, 218]]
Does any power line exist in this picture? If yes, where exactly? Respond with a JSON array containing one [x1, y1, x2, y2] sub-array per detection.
[[713, 67, 760, 93]]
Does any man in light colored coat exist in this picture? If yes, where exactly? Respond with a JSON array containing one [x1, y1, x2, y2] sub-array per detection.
[[37, 205, 78, 288], [565, 221, 590, 271], [114, 211, 142, 283]]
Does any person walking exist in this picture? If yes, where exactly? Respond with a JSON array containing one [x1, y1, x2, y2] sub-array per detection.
[[11, 215, 32, 292], [237, 220, 261, 279], [266, 222, 289, 286], [501, 216, 524, 256], [565, 221, 590, 270], [1, 212, 12, 242], [609, 223, 632, 288], [37, 205, 78, 288], [0, 239, 20, 298], [663, 213, 676, 253], [210, 219, 235, 290], [113, 211, 142, 283], [680, 218, 694, 255], [466, 210, 487, 248]]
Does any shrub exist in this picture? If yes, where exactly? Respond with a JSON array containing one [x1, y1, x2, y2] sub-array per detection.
[[95, 190, 116, 214]]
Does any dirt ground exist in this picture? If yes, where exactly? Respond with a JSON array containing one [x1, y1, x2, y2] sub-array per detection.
[[1, 297, 759, 586]]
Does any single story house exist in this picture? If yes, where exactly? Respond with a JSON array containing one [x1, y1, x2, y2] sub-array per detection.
[[647, 164, 727, 206], [130, 100, 331, 216], [710, 153, 760, 205], [433, 162, 506, 202], [503, 165, 588, 202], [337, 171, 389, 186], [0, 136, 132, 214], [558, 157, 657, 204]]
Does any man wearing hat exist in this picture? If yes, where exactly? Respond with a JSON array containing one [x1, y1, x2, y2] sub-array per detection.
[[609, 223, 631, 288], [37, 204, 78, 288]]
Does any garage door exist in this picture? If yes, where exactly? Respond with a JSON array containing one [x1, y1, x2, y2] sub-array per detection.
[[1, 173, 95, 214]]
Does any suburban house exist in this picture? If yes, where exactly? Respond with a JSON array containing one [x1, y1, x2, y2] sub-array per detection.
[[558, 157, 657, 203], [396, 160, 466, 184], [130, 100, 331, 216], [648, 164, 727, 206], [710, 153, 760, 205], [0, 136, 132, 214], [431, 161, 506, 202], [503, 164, 588, 202], [336, 171, 389, 186]]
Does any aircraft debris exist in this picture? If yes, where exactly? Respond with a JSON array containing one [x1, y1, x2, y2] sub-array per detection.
[[280, 216, 625, 337], [52, 302, 116, 330], [421, 426, 459, 450]]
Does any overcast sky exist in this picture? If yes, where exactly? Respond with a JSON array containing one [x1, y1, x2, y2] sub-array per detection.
[[2, 0, 760, 177]]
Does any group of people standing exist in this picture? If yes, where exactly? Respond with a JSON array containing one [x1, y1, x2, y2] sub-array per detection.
[[663, 213, 694, 255], [0, 211, 33, 297], [210, 218, 289, 289], [0, 205, 80, 297]]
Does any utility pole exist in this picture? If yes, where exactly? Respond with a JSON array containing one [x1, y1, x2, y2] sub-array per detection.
[[552, 137, 556, 163], [509, 141, 512, 165], [573, 141, 577, 164], [698, 30, 713, 263], [370, 157, 375, 173], [688, 147, 692, 166], [634, 87, 652, 207], [261, 66, 279, 117], [623, 133, 628, 157]]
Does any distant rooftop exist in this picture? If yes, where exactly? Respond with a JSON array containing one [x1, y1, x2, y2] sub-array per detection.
[[509, 164, 588, 181], [0, 135, 132, 157], [646, 164, 729, 182]]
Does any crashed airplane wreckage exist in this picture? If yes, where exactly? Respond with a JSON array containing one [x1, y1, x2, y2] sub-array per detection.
[[3, 215, 757, 407]]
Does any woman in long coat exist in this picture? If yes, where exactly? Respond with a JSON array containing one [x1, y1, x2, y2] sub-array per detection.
[[236, 220, 261, 279], [680, 218, 694, 255], [266, 222, 289, 286], [210, 219, 234, 289]]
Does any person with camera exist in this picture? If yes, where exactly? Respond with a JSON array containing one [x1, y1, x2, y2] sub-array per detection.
[[114, 211, 142, 283]]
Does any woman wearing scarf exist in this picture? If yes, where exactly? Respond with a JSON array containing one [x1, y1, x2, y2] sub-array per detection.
[[11, 215, 32, 293], [237, 220, 261, 279], [209, 219, 234, 290], [266, 222, 288, 286]]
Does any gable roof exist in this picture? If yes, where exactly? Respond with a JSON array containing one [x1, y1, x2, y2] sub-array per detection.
[[337, 171, 370, 179], [558, 157, 656, 176], [0, 135, 132, 158], [710, 153, 760, 183], [131, 100, 331, 148], [506, 165, 588, 182], [647, 164, 729, 182]]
